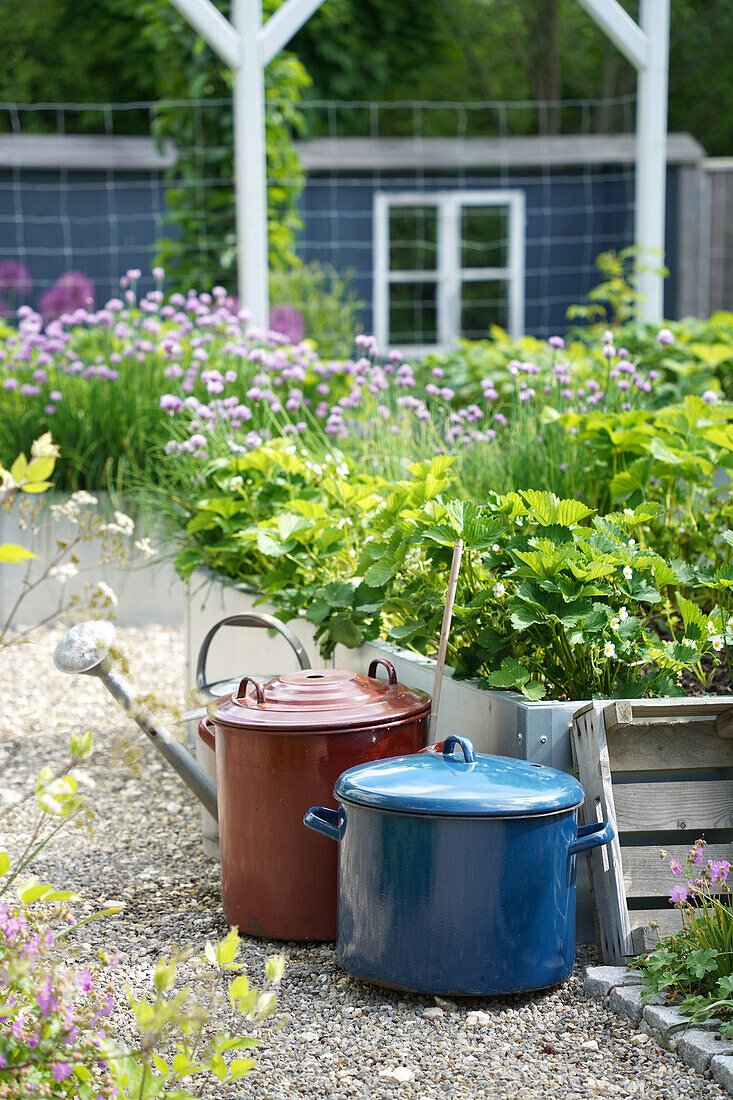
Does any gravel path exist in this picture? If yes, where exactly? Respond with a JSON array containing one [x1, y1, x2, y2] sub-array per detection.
[[1, 625, 728, 1100]]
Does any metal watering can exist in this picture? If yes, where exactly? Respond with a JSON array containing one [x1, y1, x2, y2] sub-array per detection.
[[53, 620, 219, 818]]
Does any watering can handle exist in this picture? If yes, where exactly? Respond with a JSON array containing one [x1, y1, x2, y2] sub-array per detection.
[[196, 613, 310, 691]]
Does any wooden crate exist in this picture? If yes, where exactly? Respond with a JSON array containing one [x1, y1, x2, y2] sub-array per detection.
[[572, 698, 733, 963]]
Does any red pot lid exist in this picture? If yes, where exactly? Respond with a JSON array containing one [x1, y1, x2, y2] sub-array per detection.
[[208, 658, 431, 733]]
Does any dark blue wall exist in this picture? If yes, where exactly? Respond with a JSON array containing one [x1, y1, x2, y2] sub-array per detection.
[[0, 169, 167, 310], [0, 162, 677, 334], [298, 165, 678, 337]]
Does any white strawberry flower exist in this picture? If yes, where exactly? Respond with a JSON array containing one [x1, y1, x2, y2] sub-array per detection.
[[713, 636, 724, 652], [493, 582, 506, 598], [619, 606, 628, 621], [604, 642, 616, 658], [610, 617, 620, 630], [623, 566, 633, 580]]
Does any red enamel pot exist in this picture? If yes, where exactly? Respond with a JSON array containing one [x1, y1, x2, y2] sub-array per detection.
[[199, 658, 430, 942]]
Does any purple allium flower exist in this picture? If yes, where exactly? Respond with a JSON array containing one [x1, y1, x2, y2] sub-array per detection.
[[3, 378, 18, 391], [0, 260, 32, 301], [702, 390, 719, 404], [40, 271, 95, 319], [548, 335, 565, 349], [657, 328, 674, 346], [152, 266, 165, 281], [269, 305, 306, 345], [44, 404, 56, 415]]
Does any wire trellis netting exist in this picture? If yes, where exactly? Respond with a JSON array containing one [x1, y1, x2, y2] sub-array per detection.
[[0, 95, 638, 344]]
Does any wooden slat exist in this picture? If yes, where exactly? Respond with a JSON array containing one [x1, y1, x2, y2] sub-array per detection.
[[605, 720, 733, 772], [572, 703, 633, 962], [604, 698, 733, 731], [613, 780, 733, 832], [622, 844, 733, 897]]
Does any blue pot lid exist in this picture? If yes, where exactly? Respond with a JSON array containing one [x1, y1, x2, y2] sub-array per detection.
[[334, 735, 584, 817]]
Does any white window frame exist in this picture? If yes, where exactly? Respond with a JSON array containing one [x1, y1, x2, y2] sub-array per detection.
[[373, 189, 525, 354]]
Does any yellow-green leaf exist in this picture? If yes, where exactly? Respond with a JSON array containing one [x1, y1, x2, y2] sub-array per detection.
[[21, 481, 53, 494], [25, 456, 55, 482], [10, 453, 27, 482], [230, 1058, 257, 1079], [0, 851, 10, 875], [0, 543, 37, 563]]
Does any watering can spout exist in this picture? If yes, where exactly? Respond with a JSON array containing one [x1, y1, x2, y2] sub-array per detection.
[[53, 622, 218, 820]]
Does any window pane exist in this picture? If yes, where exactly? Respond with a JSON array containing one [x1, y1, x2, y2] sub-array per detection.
[[461, 280, 508, 339], [389, 206, 438, 271], [461, 206, 508, 269], [389, 282, 438, 345]]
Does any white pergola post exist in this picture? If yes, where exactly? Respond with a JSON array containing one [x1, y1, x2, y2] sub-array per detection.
[[575, 0, 670, 322], [167, 0, 327, 324]]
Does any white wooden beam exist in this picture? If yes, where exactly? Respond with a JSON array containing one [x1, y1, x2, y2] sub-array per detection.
[[574, 0, 648, 70], [232, 0, 269, 322], [167, 0, 239, 69], [635, 0, 670, 320], [259, 0, 326, 66]]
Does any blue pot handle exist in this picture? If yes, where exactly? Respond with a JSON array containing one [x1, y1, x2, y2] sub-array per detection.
[[568, 820, 615, 855], [304, 806, 346, 841], [442, 735, 476, 763]]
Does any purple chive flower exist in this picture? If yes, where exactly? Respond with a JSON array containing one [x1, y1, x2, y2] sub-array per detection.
[[44, 404, 56, 415], [0, 259, 32, 301], [160, 394, 184, 413], [657, 328, 674, 346], [548, 335, 565, 349], [152, 266, 165, 281], [702, 390, 719, 404], [269, 305, 306, 345], [40, 271, 95, 319]]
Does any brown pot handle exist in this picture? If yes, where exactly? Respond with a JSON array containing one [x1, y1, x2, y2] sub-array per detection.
[[234, 675, 266, 705], [198, 717, 216, 751], [368, 658, 397, 685]]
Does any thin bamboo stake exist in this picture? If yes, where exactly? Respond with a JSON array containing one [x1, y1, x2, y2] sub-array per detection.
[[427, 538, 464, 743]]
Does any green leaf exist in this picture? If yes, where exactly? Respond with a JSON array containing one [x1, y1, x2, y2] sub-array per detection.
[[363, 559, 395, 588], [265, 954, 286, 983], [328, 618, 363, 648], [557, 499, 594, 526], [521, 680, 547, 701], [256, 531, 291, 557], [650, 438, 683, 466], [486, 657, 530, 689], [277, 512, 311, 541], [70, 729, 94, 760]]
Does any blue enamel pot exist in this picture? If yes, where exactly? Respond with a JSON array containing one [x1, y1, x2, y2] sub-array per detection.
[[304, 735, 613, 996]]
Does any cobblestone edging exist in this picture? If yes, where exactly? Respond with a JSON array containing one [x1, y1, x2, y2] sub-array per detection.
[[585, 966, 733, 1093]]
